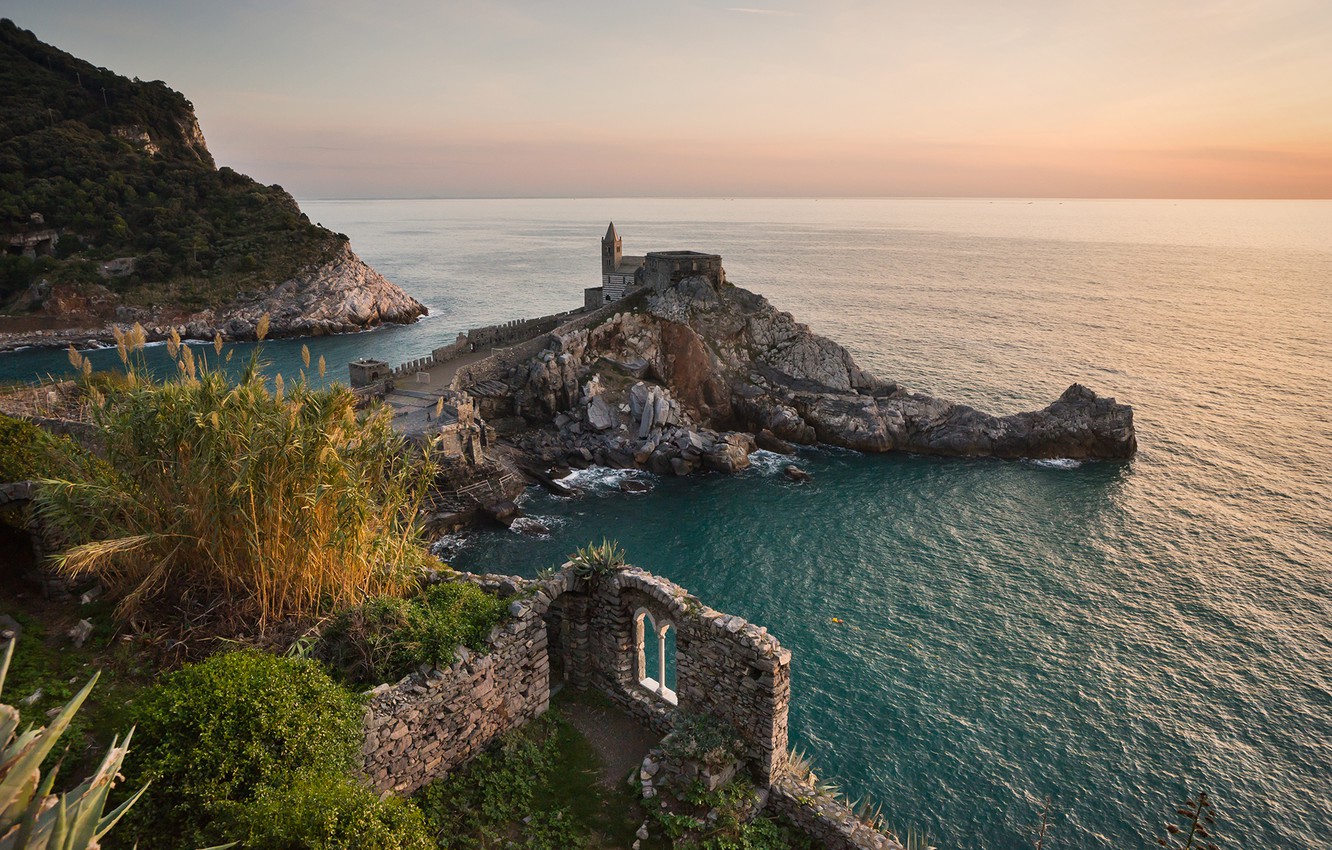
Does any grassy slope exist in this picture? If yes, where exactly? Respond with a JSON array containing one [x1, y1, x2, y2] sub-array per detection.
[[0, 18, 343, 313]]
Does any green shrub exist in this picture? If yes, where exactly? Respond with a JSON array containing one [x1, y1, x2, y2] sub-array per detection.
[[121, 650, 363, 847], [318, 582, 507, 686], [662, 713, 746, 769], [222, 772, 432, 850], [414, 714, 568, 849], [0, 412, 99, 482]]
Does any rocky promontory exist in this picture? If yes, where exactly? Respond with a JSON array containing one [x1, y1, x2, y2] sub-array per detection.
[[0, 20, 425, 351], [481, 272, 1135, 472], [0, 242, 426, 351]]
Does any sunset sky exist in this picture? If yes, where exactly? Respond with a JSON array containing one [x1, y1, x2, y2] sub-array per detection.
[[9, 0, 1331, 198]]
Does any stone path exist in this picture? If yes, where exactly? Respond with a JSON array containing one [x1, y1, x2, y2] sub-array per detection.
[[382, 347, 496, 436], [560, 692, 661, 788]]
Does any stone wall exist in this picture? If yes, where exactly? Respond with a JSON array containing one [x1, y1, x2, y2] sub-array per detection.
[[769, 777, 905, 850], [449, 291, 647, 396], [359, 563, 899, 850], [557, 567, 791, 784], [360, 578, 550, 795]]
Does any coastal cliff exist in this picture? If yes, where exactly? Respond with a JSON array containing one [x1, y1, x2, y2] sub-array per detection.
[[488, 273, 1135, 467], [0, 19, 425, 350]]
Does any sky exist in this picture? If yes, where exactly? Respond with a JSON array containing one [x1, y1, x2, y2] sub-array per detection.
[[8, 0, 1332, 198]]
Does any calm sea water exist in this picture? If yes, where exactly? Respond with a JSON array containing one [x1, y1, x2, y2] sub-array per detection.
[[4, 199, 1329, 849]]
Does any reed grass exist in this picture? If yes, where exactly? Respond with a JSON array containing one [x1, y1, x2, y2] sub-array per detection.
[[34, 322, 439, 629]]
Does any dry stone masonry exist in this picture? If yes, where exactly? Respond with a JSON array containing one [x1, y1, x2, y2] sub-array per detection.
[[359, 563, 900, 849]]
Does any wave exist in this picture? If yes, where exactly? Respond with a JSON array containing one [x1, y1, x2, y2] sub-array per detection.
[[429, 533, 473, 559], [1026, 458, 1083, 470], [558, 465, 656, 493], [747, 449, 801, 475]]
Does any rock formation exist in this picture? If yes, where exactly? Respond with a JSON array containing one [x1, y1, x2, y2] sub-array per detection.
[[0, 19, 425, 351], [180, 242, 426, 341], [497, 273, 1135, 471]]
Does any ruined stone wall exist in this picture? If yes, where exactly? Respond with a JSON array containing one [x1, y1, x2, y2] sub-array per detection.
[[358, 563, 897, 850], [541, 566, 791, 785], [769, 777, 905, 850], [360, 580, 549, 795], [640, 252, 725, 293]]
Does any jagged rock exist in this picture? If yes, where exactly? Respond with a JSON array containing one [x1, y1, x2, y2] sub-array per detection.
[[670, 457, 695, 477], [482, 501, 519, 527], [755, 429, 796, 455], [783, 465, 812, 482], [586, 396, 617, 431], [504, 267, 1135, 467]]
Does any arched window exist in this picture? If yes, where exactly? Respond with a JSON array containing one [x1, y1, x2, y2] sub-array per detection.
[[634, 607, 677, 705]]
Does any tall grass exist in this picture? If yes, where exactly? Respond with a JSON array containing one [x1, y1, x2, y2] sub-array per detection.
[[34, 323, 439, 628]]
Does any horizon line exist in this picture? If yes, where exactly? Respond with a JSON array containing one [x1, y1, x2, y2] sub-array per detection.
[[295, 194, 1332, 203]]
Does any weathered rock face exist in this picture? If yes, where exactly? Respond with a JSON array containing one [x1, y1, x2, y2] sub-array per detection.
[[0, 242, 426, 350], [503, 272, 1136, 463], [210, 242, 426, 340]]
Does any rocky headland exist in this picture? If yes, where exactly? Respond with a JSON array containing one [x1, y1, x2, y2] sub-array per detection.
[[479, 274, 1135, 473], [0, 20, 425, 352], [0, 241, 426, 351]]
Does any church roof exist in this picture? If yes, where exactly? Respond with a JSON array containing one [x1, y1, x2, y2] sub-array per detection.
[[604, 222, 618, 242]]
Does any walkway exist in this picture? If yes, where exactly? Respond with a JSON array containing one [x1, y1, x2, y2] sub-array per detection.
[[558, 690, 661, 788], [383, 346, 496, 436]]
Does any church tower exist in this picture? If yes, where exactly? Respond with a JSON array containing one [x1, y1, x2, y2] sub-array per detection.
[[601, 222, 622, 274]]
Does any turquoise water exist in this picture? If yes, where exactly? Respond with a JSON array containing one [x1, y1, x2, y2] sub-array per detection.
[[3, 199, 1329, 848]]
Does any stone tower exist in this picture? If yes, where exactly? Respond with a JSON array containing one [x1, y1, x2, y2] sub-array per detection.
[[601, 222, 622, 274]]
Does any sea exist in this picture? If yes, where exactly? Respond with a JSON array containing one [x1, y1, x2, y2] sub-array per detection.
[[2, 199, 1329, 849]]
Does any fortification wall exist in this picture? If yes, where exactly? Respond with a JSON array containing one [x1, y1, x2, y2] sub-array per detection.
[[449, 291, 647, 394]]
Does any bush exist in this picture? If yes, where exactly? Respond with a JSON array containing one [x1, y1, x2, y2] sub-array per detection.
[[121, 650, 363, 846], [414, 713, 576, 849], [223, 772, 433, 850], [35, 331, 440, 627], [0, 412, 96, 482], [662, 713, 746, 769], [318, 582, 508, 685]]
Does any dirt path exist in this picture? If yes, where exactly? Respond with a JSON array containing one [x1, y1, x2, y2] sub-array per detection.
[[558, 691, 661, 788]]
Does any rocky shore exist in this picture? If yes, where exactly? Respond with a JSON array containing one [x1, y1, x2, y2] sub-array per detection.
[[476, 273, 1136, 476], [0, 242, 425, 352]]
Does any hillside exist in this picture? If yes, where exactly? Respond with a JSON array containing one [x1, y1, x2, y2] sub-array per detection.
[[0, 19, 424, 347]]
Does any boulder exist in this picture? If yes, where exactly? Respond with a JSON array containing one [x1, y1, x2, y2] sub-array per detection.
[[755, 429, 796, 455], [783, 465, 812, 482]]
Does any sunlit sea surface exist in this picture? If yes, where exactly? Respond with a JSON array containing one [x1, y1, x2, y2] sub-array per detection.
[[4, 199, 1329, 849]]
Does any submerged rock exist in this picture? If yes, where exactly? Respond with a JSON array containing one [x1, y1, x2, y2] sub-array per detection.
[[783, 465, 812, 482]]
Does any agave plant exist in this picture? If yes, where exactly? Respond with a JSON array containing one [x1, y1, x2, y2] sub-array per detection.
[[567, 538, 627, 580], [0, 639, 145, 850]]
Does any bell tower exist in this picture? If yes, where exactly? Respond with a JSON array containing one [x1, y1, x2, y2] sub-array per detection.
[[601, 222, 622, 275]]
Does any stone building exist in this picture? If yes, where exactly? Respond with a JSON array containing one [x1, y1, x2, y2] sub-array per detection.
[[585, 223, 725, 308], [640, 250, 725, 292], [600, 221, 644, 300], [435, 390, 488, 464]]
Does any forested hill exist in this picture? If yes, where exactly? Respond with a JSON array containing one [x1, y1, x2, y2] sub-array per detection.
[[0, 18, 347, 316]]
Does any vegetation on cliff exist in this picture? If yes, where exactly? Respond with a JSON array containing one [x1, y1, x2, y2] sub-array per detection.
[[0, 18, 343, 312], [33, 328, 439, 628]]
